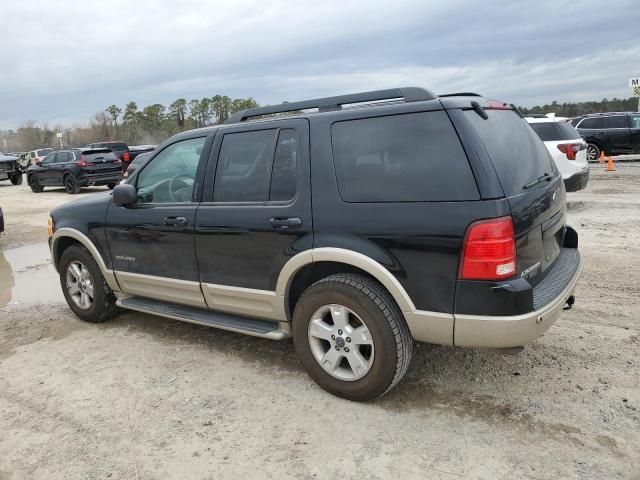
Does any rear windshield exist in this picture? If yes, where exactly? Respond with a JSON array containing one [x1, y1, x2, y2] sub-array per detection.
[[464, 109, 555, 196], [331, 111, 479, 202], [84, 151, 118, 161], [93, 142, 127, 151], [529, 122, 581, 141]]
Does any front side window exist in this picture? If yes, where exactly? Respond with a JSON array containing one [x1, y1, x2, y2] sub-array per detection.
[[630, 115, 640, 128], [42, 152, 56, 164], [136, 137, 205, 203]]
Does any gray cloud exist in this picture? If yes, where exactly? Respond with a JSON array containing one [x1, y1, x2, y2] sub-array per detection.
[[1, 0, 637, 129]]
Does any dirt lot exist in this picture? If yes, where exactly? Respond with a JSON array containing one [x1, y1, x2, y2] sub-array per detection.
[[0, 167, 638, 480]]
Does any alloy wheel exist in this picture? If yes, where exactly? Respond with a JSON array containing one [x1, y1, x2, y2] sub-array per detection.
[[66, 261, 94, 309], [307, 304, 375, 381]]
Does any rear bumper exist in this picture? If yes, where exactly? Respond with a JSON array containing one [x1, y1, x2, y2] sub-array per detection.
[[77, 173, 123, 186], [564, 169, 589, 192], [454, 248, 582, 348]]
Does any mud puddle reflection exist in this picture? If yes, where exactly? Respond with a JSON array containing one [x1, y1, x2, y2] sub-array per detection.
[[0, 243, 63, 307]]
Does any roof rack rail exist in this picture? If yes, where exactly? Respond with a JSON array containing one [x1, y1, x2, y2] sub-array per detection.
[[439, 92, 482, 97], [225, 87, 437, 124]]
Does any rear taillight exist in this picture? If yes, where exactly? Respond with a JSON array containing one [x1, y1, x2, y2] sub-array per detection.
[[459, 216, 516, 281], [123, 152, 130, 162], [557, 143, 582, 160], [76, 155, 95, 167]]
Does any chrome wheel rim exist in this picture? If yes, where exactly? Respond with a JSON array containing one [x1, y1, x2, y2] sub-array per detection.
[[308, 304, 374, 381], [66, 261, 94, 309], [587, 145, 598, 161], [65, 178, 74, 192]]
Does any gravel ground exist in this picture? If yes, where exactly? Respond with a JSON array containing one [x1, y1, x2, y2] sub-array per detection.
[[0, 167, 638, 480]]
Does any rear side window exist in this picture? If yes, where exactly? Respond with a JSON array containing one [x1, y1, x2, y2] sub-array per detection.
[[630, 115, 640, 128], [606, 116, 628, 128], [577, 117, 605, 129], [464, 109, 554, 196], [331, 111, 479, 202], [529, 122, 581, 141], [213, 128, 298, 202]]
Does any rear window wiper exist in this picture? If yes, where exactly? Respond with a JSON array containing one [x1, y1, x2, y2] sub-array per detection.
[[523, 172, 551, 190]]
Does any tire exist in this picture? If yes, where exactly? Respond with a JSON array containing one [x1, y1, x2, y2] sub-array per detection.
[[107, 183, 116, 190], [293, 273, 413, 401], [9, 173, 23, 185], [64, 174, 81, 194], [59, 244, 120, 323], [27, 174, 44, 193], [586, 143, 600, 162]]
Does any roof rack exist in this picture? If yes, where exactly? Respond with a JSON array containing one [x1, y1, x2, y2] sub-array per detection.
[[225, 87, 437, 124]]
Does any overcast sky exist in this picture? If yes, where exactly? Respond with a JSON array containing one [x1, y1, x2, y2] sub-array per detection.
[[1, 0, 638, 129]]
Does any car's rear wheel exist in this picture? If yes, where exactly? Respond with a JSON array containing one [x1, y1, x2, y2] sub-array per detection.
[[586, 143, 601, 162], [64, 174, 81, 194], [59, 244, 120, 323], [27, 174, 44, 193], [293, 273, 413, 401], [9, 173, 23, 185]]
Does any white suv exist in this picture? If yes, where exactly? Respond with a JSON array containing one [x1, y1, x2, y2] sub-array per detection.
[[526, 116, 589, 192]]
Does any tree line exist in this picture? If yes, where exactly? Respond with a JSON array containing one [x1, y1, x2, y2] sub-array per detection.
[[2, 95, 638, 153], [1, 95, 258, 152], [518, 96, 638, 117]]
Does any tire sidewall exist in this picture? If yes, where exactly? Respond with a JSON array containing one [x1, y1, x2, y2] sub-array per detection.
[[64, 175, 78, 194], [293, 280, 400, 401], [59, 246, 110, 322], [28, 174, 43, 192], [587, 143, 600, 161]]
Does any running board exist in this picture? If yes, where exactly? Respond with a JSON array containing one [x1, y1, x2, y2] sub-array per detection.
[[117, 296, 290, 340]]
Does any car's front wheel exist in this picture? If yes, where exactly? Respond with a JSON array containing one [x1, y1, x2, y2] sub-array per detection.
[[27, 174, 44, 193], [586, 143, 601, 162], [293, 273, 413, 401], [64, 174, 81, 194], [9, 172, 23, 185], [59, 244, 120, 322]]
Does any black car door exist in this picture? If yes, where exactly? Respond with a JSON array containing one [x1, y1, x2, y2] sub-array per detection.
[[105, 134, 212, 307], [194, 119, 312, 318], [605, 115, 631, 153], [51, 151, 70, 185], [37, 152, 57, 185]]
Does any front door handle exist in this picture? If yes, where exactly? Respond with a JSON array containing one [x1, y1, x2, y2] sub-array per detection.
[[164, 216, 188, 227], [269, 217, 302, 230]]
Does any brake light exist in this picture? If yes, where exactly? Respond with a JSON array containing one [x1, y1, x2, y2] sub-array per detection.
[[123, 151, 130, 162], [459, 216, 516, 280], [557, 143, 581, 160], [76, 155, 95, 167]]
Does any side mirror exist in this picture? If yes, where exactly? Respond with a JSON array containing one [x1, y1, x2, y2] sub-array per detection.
[[112, 183, 137, 207], [126, 164, 137, 176]]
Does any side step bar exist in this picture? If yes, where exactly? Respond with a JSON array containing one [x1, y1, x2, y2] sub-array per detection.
[[117, 296, 290, 340]]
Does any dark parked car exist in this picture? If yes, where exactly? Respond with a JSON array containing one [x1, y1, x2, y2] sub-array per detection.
[[0, 152, 23, 185], [85, 141, 130, 168], [49, 87, 582, 400], [125, 151, 153, 177], [28, 148, 123, 194], [571, 112, 640, 160], [128, 144, 156, 162]]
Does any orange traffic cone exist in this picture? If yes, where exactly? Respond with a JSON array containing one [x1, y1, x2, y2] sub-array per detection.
[[606, 156, 616, 172], [598, 151, 605, 164]]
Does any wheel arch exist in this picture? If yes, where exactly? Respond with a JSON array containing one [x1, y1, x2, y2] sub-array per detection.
[[51, 228, 120, 291], [278, 248, 416, 320]]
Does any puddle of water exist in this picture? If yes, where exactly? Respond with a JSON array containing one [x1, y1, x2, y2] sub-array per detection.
[[0, 243, 64, 308]]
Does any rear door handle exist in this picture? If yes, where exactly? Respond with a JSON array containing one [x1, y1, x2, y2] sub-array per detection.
[[164, 216, 188, 227], [269, 217, 302, 230]]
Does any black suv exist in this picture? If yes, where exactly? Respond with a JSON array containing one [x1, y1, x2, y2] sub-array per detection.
[[571, 112, 640, 160], [0, 152, 23, 186], [28, 148, 123, 194], [48, 88, 582, 400], [86, 142, 131, 169]]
